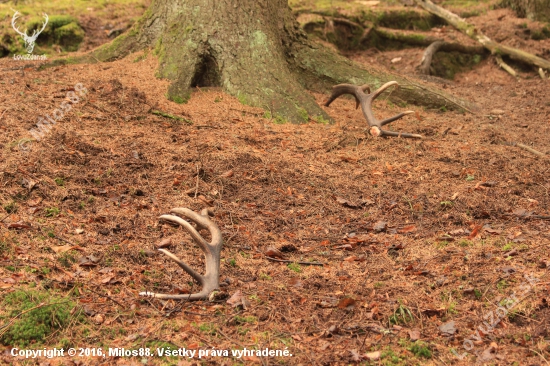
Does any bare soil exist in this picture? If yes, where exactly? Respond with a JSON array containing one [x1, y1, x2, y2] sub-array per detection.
[[0, 3, 549, 366]]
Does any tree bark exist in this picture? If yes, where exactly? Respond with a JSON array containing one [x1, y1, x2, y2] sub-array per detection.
[[86, 0, 476, 122], [501, 0, 550, 22]]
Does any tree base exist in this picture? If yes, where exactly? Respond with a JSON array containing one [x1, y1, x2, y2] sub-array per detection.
[[42, 0, 478, 122]]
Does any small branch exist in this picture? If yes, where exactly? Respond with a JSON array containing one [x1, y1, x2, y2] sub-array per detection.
[[265, 256, 324, 266], [495, 55, 518, 78], [151, 110, 192, 125], [86, 287, 126, 309], [503, 141, 547, 158]]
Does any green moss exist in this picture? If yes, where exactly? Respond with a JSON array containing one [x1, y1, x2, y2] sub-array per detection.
[[0, 290, 76, 347], [237, 92, 249, 106], [431, 51, 487, 80], [168, 94, 187, 104], [54, 22, 84, 51], [274, 114, 287, 124], [297, 107, 309, 122], [315, 115, 330, 124]]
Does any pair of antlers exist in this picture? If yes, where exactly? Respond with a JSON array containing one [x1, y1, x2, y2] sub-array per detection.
[[325, 81, 423, 139], [140, 81, 422, 302]]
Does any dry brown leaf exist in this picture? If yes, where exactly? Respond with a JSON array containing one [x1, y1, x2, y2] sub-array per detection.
[[220, 169, 234, 178], [156, 238, 172, 249], [52, 245, 83, 254], [337, 297, 356, 309], [365, 351, 380, 361], [226, 290, 250, 309], [398, 225, 416, 234], [264, 246, 286, 259]]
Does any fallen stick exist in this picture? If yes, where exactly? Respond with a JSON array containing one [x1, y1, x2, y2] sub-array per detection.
[[495, 55, 518, 78], [414, 0, 550, 72], [502, 141, 547, 158], [265, 256, 324, 266], [515, 143, 547, 158]]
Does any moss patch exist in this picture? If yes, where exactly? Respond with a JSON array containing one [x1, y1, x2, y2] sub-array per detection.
[[0, 290, 77, 347]]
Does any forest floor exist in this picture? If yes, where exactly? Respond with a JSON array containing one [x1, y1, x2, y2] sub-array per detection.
[[0, 1, 549, 365]]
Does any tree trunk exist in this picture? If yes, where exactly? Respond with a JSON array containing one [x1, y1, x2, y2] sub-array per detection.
[[90, 0, 475, 122], [501, 0, 550, 22]]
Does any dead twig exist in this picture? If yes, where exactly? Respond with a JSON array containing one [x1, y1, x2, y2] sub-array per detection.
[[86, 286, 126, 309], [502, 141, 547, 158], [265, 256, 324, 266], [495, 55, 518, 78]]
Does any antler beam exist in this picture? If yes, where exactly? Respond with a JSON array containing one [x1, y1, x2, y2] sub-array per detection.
[[139, 207, 223, 301], [325, 81, 422, 139]]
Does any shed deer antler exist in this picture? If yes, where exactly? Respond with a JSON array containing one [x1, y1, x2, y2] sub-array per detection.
[[12, 11, 49, 54], [325, 81, 422, 139], [139, 207, 223, 300]]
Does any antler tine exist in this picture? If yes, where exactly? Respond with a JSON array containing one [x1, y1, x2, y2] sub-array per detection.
[[139, 207, 224, 301], [31, 13, 48, 38], [159, 213, 209, 252], [11, 11, 27, 37], [324, 84, 363, 108], [171, 207, 222, 245], [157, 248, 204, 285], [370, 81, 399, 100], [379, 110, 415, 127], [380, 130, 423, 139]]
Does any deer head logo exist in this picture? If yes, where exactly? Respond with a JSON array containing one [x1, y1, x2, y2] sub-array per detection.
[[12, 11, 48, 54]]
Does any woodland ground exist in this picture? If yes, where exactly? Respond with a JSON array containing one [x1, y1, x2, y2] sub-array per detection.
[[0, 0, 549, 365]]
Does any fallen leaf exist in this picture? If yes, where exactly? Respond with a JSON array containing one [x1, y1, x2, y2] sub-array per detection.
[[52, 245, 84, 254], [350, 349, 362, 362], [409, 329, 421, 341], [93, 313, 104, 324], [220, 170, 234, 178], [398, 225, 416, 234], [7, 222, 31, 229], [365, 351, 380, 361], [468, 224, 482, 240], [337, 297, 356, 309], [156, 238, 172, 249], [373, 221, 387, 233], [264, 246, 286, 259], [439, 321, 457, 336], [226, 290, 250, 309], [78, 255, 100, 267]]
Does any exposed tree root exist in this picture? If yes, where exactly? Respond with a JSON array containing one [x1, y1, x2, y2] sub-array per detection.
[[415, 0, 550, 72], [417, 40, 485, 75]]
